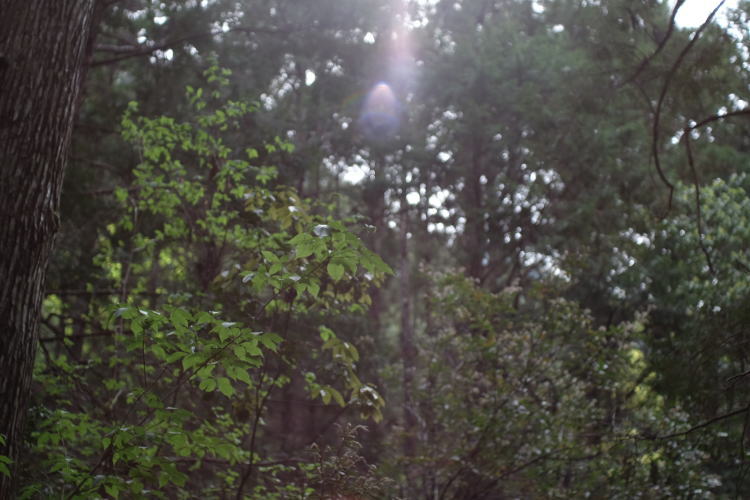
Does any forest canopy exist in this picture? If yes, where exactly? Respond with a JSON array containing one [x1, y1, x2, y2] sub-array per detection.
[[2, 0, 750, 498]]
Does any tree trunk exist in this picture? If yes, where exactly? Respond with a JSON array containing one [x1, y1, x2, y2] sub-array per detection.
[[366, 154, 388, 332], [398, 198, 417, 458], [464, 134, 485, 281], [0, 1, 95, 496]]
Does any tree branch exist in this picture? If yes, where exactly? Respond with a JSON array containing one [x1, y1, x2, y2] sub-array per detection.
[[89, 25, 291, 67], [643, 405, 749, 440], [687, 109, 750, 131], [651, 0, 725, 212], [618, 0, 685, 87], [682, 131, 715, 274]]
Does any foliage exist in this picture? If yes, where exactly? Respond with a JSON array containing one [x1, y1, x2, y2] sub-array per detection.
[[382, 273, 721, 498], [619, 176, 750, 496], [16, 0, 750, 497], [307, 424, 390, 499], [23, 67, 389, 498], [0, 435, 10, 479]]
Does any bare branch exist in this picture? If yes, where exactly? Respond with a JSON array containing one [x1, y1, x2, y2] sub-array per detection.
[[619, 0, 686, 87], [89, 25, 291, 67], [643, 404, 749, 440], [651, 0, 725, 212], [682, 131, 715, 274], [93, 43, 140, 53], [728, 368, 750, 384], [39, 331, 116, 343], [687, 109, 750, 131]]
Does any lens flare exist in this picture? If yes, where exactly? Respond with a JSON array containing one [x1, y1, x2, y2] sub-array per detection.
[[360, 82, 400, 141], [357, 0, 416, 143]]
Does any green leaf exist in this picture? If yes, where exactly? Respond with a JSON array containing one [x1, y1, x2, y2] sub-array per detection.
[[199, 378, 217, 392], [269, 262, 282, 275], [116, 307, 139, 320], [295, 242, 315, 259], [232, 344, 247, 361], [130, 479, 144, 493], [170, 308, 190, 329], [320, 326, 334, 342], [163, 462, 187, 486], [288, 233, 310, 245], [217, 377, 235, 397], [131, 318, 144, 335], [241, 341, 262, 357], [196, 364, 215, 379], [259, 333, 282, 351], [320, 388, 331, 404], [329, 387, 346, 407], [214, 442, 235, 460], [327, 262, 345, 281], [151, 344, 166, 359], [104, 484, 120, 499], [114, 186, 128, 203], [217, 325, 233, 342], [261, 250, 278, 262], [0, 458, 11, 478], [165, 351, 187, 363], [195, 311, 214, 324], [182, 354, 202, 371], [228, 366, 253, 385]]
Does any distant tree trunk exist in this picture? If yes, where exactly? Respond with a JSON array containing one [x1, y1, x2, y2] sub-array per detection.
[[399, 197, 417, 459], [366, 156, 388, 331], [464, 134, 485, 281], [0, 1, 95, 496]]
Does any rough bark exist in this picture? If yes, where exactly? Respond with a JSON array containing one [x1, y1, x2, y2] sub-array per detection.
[[0, 1, 95, 496]]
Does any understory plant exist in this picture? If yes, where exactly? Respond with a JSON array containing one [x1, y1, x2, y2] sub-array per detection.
[[23, 66, 389, 499]]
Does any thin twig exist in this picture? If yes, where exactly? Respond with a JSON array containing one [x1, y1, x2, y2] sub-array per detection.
[[618, 0, 686, 87], [682, 131, 715, 274], [643, 405, 748, 440], [235, 367, 279, 499], [728, 368, 750, 384]]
